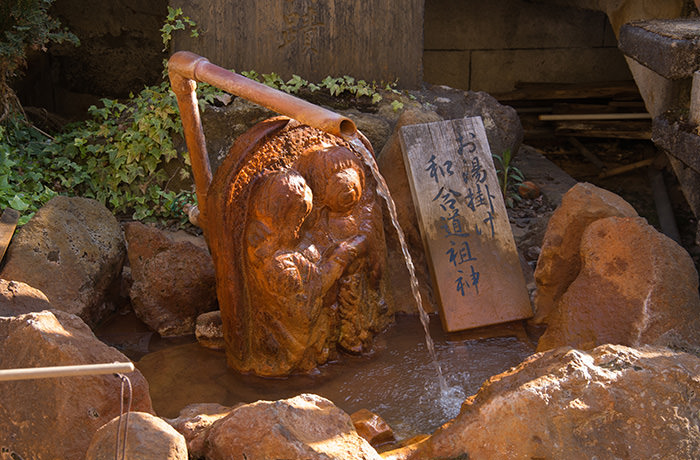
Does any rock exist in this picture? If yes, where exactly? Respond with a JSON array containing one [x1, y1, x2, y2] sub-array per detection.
[[0, 196, 125, 326], [0, 310, 152, 460], [0, 279, 51, 316], [341, 108, 393, 153], [518, 180, 541, 199], [204, 394, 382, 460], [537, 216, 700, 353], [350, 409, 395, 447], [85, 412, 188, 460], [377, 108, 443, 314], [407, 344, 700, 460], [124, 222, 217, 337], [166, 403, 236, 458], [421, 85, 524, 158], [533, 183, 638, 324], [195, 310, 224, 350], [463, 90, 523, 158]]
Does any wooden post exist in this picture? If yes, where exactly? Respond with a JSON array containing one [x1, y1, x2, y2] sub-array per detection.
[[0, 208, 19, 264], [399, 117, 532, 332], [690, 70, 700, 126]]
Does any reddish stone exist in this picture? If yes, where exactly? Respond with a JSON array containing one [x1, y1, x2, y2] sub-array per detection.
[[533, 182, 637, 324], [86, 412, 187, 460], [0, 279, 51, 316], [204, 394, 382, 460], [0, 310, 152, 460], [124, 222, 217, 336], [517, 180, 541, 199], [407, 344, 700, 459], [537, 216, 700, 352], [350, 408, 395, 447], [0, 196, 125, 326], [165, 403, 235, 458]]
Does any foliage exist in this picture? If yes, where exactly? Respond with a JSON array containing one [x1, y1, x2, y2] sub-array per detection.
[[240, 70, 407, 108], [493, 149, 524, 208], [0, 4, 412, 228], [160, 6, 198, 51], [0, 0, 78, 121]]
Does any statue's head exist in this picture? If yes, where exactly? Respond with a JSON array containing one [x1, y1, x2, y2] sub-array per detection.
[[249, 169, 313, 243], [297, 145, 365, 214]]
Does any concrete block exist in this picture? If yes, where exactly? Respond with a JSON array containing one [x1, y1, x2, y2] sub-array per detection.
[[471, 48, 633, 94], [619, 19, 700, 79], [423, 50, 470, 90], [424, 0, 608, 50]]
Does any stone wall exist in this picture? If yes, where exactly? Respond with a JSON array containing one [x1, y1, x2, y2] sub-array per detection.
[[423, 0, 633, 94]]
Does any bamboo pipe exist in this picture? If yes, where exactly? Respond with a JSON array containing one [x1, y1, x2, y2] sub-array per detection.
[[168, 51, 359, 233], [0, 362, 135, 381]]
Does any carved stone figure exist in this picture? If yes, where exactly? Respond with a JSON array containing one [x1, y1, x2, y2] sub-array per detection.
[[206, 117, 393, 376]]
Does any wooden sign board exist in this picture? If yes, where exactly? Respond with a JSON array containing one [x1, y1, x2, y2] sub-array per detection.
[[0, 208, 19, 264], [399, 117, 532, 332], [171, 0, 423, 88]]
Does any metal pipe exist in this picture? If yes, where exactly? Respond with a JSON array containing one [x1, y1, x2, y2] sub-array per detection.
[[169, 52, 357, 139], [168, 52, 359, 235], [0, 362, 135, 381]]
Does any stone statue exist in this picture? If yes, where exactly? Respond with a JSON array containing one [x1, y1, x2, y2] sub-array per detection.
[[206, 118, 393, 377]]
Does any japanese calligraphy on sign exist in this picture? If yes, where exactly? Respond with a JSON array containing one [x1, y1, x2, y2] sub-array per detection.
[[399, 117, 532, 332]]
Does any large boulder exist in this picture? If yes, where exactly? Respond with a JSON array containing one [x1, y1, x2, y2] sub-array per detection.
[[377, 108, 443, 314], [537, 216, 700, 353], [0, 279, 51, 316], [166, 403, 236, 459], [407, 344, 700, 460], [533, 183, 638, 324], [204, 394, 382, 460], [0, 196, 125, 326], [124, 222, 217, 337], [86, 412, 188, 460], [0, 310, 153, 460], [421, 85, 524, 158]]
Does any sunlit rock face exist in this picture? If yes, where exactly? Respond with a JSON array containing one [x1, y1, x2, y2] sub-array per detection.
[[206, 117, 393, 377], [204, 394, 383, 460], [86, 412, 188, 460], [533, 182, 638, 324], [0, 196, 125, 326], [0, 310, 152, 460], [537, 216, 700, 353], [407, 344, 700, 460]]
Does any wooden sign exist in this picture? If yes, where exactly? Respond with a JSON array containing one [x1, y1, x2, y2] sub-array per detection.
[[171, 0, 423, 88], [0, 208, 19, 264], [399, 117, 532, 332]]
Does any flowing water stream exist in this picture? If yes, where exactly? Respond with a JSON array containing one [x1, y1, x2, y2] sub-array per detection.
[[346, 135, 465, 412]]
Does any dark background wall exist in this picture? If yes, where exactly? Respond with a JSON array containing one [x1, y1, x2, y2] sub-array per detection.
[[17, 0, 640, 116]]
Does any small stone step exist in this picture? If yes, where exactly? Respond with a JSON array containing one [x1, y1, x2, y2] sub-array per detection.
[[619, 19, 700, 79]]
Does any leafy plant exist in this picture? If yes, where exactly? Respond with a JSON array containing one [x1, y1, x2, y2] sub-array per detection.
[[160, 6, 198, 51], [493, 149, 525, 208]]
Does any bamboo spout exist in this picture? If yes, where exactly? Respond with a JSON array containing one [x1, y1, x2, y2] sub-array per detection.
[[168, 51, 358, 233]]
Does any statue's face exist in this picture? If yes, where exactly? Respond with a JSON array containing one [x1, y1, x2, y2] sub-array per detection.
[[325, 167, 362, 214]]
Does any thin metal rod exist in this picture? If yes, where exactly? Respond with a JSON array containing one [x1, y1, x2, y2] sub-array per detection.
[[0, 362, 135, 381]]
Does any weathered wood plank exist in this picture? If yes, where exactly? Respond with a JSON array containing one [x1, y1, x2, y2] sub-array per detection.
[[0, 208, 19, 264], [399, 117, 532, 332], [171, 0, 424, 88]]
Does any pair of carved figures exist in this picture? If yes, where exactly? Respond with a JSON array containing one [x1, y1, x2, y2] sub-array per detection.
[[206, 118, 393, 377]]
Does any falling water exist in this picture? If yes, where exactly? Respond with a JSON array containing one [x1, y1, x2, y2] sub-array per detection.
[[347, 136, 465, 413]]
